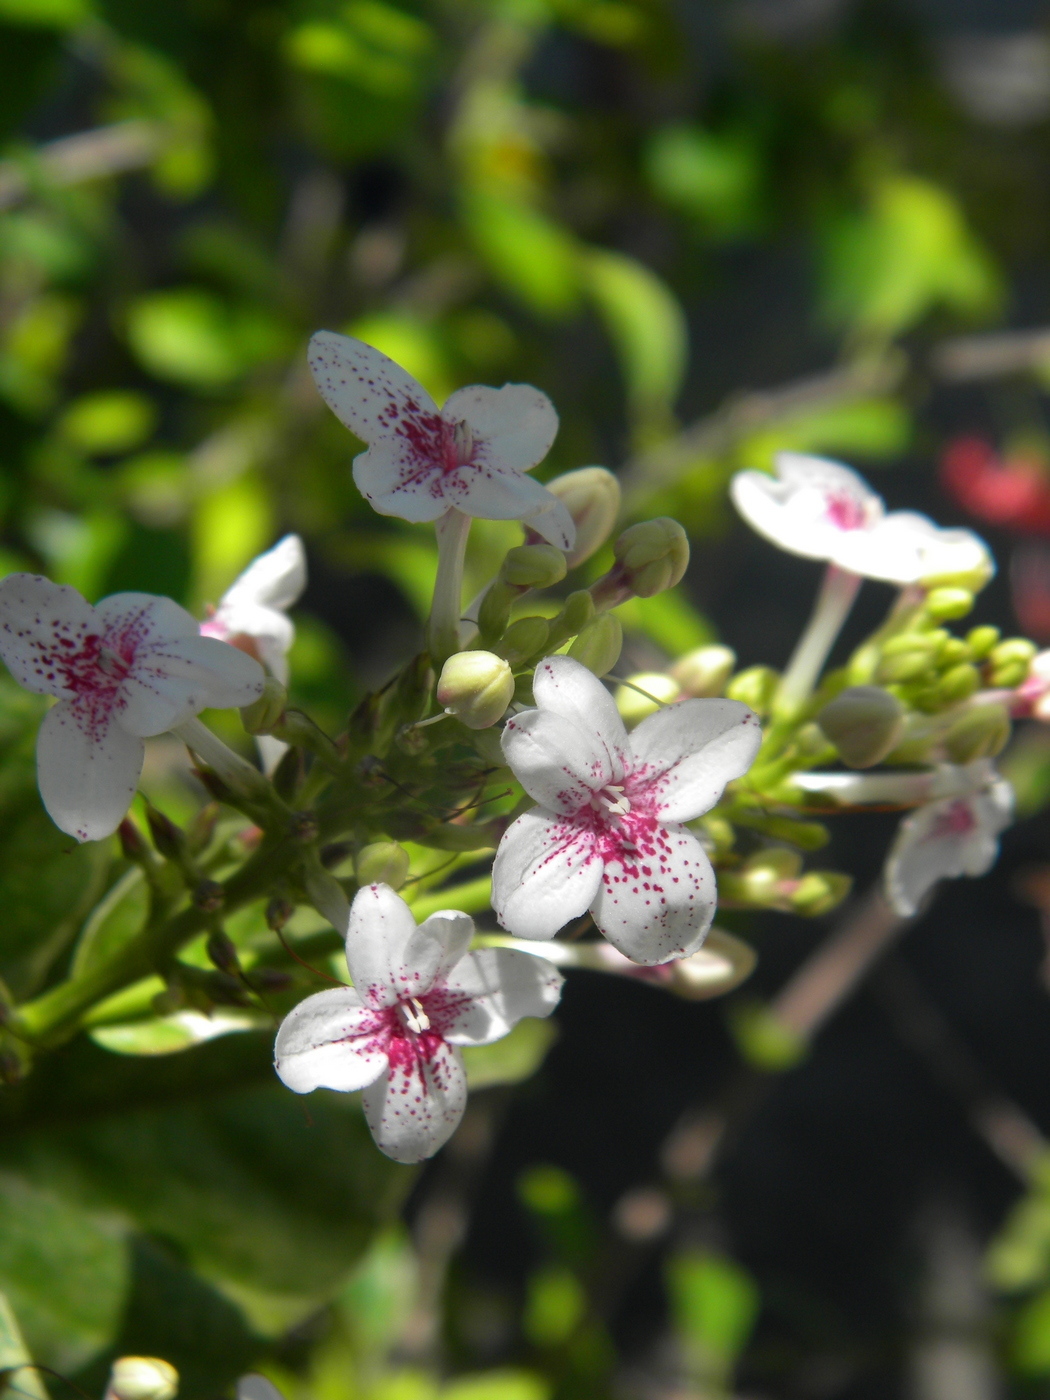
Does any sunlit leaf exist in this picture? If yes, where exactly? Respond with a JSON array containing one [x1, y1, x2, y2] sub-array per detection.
[[462, 190, 580, 319], [462, 1018, 558, 1090], [666, 1249, 759, 1377]]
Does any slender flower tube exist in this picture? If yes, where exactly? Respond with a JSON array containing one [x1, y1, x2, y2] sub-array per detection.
[[427, 507, 473, 664], [307, 332, 575, 549], [274, 883, 563, 1163], [777, 564, 862, 712], [0, 575, 264, 840], [791, 758, 1000, 807], [884, 771, 1013, 915], [491, 656, 761, 964]]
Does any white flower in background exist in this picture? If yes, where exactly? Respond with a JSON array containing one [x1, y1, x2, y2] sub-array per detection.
[[491, 655, 762, 965], [274, 882, 564, 1163], [884, 770, 1014, 916], [307, 332, 575, 550], [0, 574, 264, 841], [200, 534, 306, 685], [731, 452, 992, 584]]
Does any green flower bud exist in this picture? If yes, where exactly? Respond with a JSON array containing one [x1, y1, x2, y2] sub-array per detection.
[[925, 587, 974, 621], [669, 644, 737, 698], [788, 870, 852, 917], [240, 676, 288, 735], [498, 616, 550, 666], [876, 632, 946, 683], [990, 659, 1031, 688], [933, 662, 980, 706], [817, 686, 905, 768], [611, 518, 689, 597], [667, 928, 757, 1001], [105, 1358, 179, 1400], [615, 671, 680, 725], [725, 665, 778, 714], [944, 703, 1011, 763], [966, 624, 1000, 659], [544, 466, 621, 567], [990, 637, 1037, 671], [554, 589, 596, 637], [501, 544, 568, 589], [437, 650, 515, 729], [938, 637, 970, 668], [722, 848, 803, 905], [568, 613, 623, 677], [355, 841, 411, 891]]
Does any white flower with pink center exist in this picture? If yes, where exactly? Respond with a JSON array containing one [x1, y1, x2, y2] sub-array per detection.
[[0, 574, 264, 842], [731, 452, 992, 584], [884, 769, 1013, 916], [274, 883, 563, 1163], [307, 332, 575, 550], [491, 656, 762, 965], [199, 534, 306, 685]]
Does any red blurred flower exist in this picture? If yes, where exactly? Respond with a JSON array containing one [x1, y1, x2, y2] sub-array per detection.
[[940, 436, 1050, 534], [1012, 543, 1050, 642]]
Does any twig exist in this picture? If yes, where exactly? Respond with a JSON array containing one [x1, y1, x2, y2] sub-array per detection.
[[0, 121, 165, 211], [931, 326, 1050, 382]]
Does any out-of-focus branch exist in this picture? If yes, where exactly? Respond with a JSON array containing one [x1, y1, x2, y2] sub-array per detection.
[[0, 120, 165, 211], [931, 326, 1050, 382]]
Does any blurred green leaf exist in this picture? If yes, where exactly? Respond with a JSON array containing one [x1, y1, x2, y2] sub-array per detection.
[[462, 1018, 558, 1091], [90, 1008, 270, 1056], [0, 0, 90, 27], [57, 391, 156, 456], [645, 124, 762, 236], [0, 1290, 47, 1400], [348, 313, 454, 405], [442, 1371, 549, 1400], [617, 589, 714, 656], [736, 395, 910, 472], [462, 191, 580, 319], [522, 1265, 584, 1346], [666, 1249, 759, 1378], [71, 867, 146, 978], [125, 289, 288, 389], [1012, 1286, 1050, 1374]]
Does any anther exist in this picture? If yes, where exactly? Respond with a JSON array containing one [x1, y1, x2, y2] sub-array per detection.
[[399, 997, 431, 1034], [452, 419, 474, 462]]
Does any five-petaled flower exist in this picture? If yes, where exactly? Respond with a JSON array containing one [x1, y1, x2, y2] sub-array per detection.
[[307, 332, 575, 550], [0, 574, 264, 842], [491, 656, 762, 965], [884, 765, 1013, 916], [731, 451, 992, 585], [274, 882, 564, 1163], [200, 534, 306, 685]]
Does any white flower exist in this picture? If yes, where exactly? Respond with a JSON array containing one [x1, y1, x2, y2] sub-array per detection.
[[884, 770, 1013, 916], [791, 759, 999, 806], [274, 883, 563, 1163], [200, 534, 306, 685], [0, 574, 264, 841], [491, 655, 762, 965], [731, 452, 992, 585], [307, 332, 575, 550]]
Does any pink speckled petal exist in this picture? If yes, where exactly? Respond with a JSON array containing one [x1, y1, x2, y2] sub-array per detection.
[[308, 331, 439, 443], [730, 452, 883, 562], [491, 807, 603, 940], [344, 883, 456, 1009], [532, 656, 628, 782], [274, 985, 389, 1094], [437, 948, 564, 1047], [354, 439, 452, 523], [442, 383, 558, 474], [361, 1037, 467, 1163], [443, 464, 574, 548], [590, 822, 716, 965], [36, 698, 144, 842], [630, 698, 762, 822], [501, 708, 613, 814], [413, 910, 476, 984], [0, 573, 99, 699], [883, 779, 1013, 916]]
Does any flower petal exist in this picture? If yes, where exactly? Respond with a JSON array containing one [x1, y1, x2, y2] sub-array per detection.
[[491, 807, 603, 940], [445, 465, 574, 549], [630, 698, 762, 822], [308, 331, 439, 444], [413, 910, 476, 983], [501, 708, 614, 813], [220, 535, 307, 614], [361, 1037, 467, 1163], [0, 573, 99, 698], [590, 823, 716, 965], [838, 512, 994, 585], [442, 383, 558, 474], [532, 655, 629, 781], [520, 494, 577, 551], [273, 985, 389, 1093], [731, 453, 883, 562], [37, 699, 144, 841], [344, 882, 449, 1007], [354, 440, 451, 523], [435, 947, 564, 1046], [884, 780, 1013, 916]]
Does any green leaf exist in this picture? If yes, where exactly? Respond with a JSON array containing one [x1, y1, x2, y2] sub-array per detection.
[[645, 124, 762, 236], [125, 290, 288, 389], [0, 1290, 48, 1400], [736, 396, 911, 473], [442, 1371, 549, 1400], [666, 1249, 759, 1376], [462, 1018, 558, 1090], [0, 0, 90, 28], [71, 868, 147, 978], [462, 190, 580, 319], [57, 392, 157, 456], [616, 590, 714, 655], [89, 1008, 269, 1057]]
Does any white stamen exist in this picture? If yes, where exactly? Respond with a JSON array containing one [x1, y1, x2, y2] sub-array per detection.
[[452, 419, 474, 462], [399, 997, 431, 1034], [596, 784, 631, 816], [96, 645, 128, 678]]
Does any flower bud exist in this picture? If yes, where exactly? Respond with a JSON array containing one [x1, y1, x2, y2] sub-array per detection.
[[555, 590, 596, 637], [669, 644, 736, 698], [615, 672, 679, 725], [816, 686, 904, 769], [105, 1358, 179, 1400], [355, 841, 410, 891], [932, 662, 980, 706], [876, 631, 947, 683], [725, 665, 778, 714], [498, 616, 550, 666], [144, 804, 185, 863], [989, 639, 1037, 690], [501, 544, 568, 589], [667, 928, 757, 1001], [938, 638, 970, 668], [723, 848, 803, 905], [118, 818, 149, 864], [240, 677, 288, 735], [611, 518, 690, 598], [788, 870, 852, 917], [543, 466, 621, 567], [925, 587, 974, 621], [568, 613, 623, 677], [966, 624, 1000, 659], [437, 651, 515, 729], [944, 702, 1011, 763]]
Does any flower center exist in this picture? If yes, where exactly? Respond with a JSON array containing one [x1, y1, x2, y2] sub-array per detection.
[[451, 419, 474, 464], [929, 799, 978, 841], [397, 997, 431, 1034], [595, 783, 631, 816], [824, 491, 867, 531], [95, 644, 131, 680]]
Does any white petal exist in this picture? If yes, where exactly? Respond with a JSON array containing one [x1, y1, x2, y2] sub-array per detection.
[[442, 383, 559, 474], [445, 465, 574, 548], [491, 807, 603, 940], [344, 882, 454, 1008], [838, 512, 994, 585], [413, 910, 476, 983], [361, 1038, 467, 1163], [590, 823, 716, 965], [117, 634, 264, 736], [273, 986, 389, 1094], [630, 698, 762, 822], [501, 708, 614, 813], [731, 453, 883, 562], [434, 947, 564, 1046], [353, 440, 451, 523], [211, 603, 295, 675], [0, 573, 98, 698], [308, 331, 439, 443], [36, 699, 144, 841], [220, 535, 307, 613], [883, 782, 1013, 916], [532, 655, 629, 781], [520, 495, 577, 551]]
